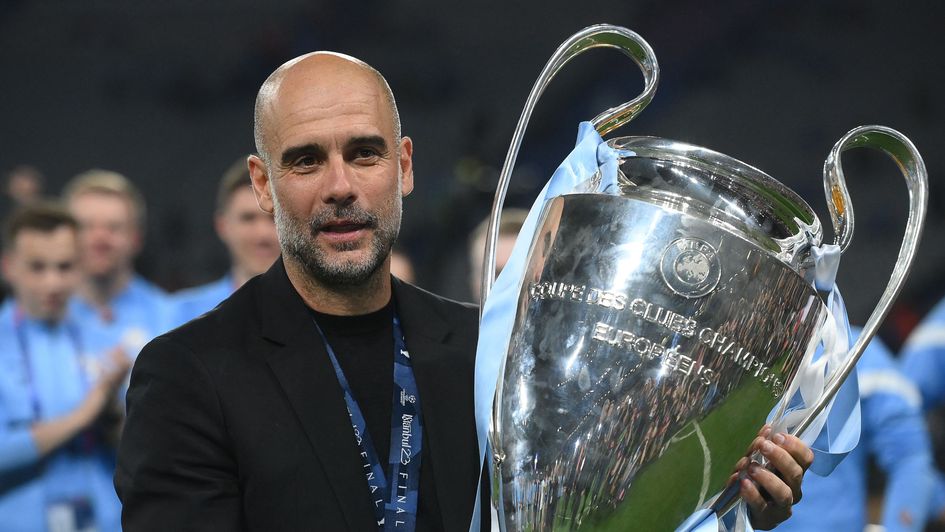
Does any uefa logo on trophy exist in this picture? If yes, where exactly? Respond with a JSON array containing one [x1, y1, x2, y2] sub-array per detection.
[[659, 238, 722, 299], [475, 24, 928, 531]]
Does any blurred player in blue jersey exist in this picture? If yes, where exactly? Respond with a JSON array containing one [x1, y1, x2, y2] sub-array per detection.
[[172, 157, 279, 324], [0, 203, 130, 531], [902, 298, 945, 408], [902, 297, 945, 526], [777, 329, 933, 531], [63, 170, 174, 360]]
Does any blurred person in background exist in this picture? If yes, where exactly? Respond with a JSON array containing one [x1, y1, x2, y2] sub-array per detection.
[[902, 297, 945, 409], [0, 203, 130, 531], [63, 170, 174, 361], [5, 165, 44, 209], [0, 165, 45, 303], [901, 297, 945, 527], [172, 157, 280, 324], [389, 246, 416, 284], [467, 208, 527, 302], [777, 329, 933, 532]]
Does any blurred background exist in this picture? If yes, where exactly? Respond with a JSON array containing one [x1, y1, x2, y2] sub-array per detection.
[[2, 0, 943, 339], [1, 0, 943, 529], [1, 0, 942, 338]]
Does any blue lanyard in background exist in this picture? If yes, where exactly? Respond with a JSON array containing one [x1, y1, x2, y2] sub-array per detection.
[[314, 313, 424, 531]]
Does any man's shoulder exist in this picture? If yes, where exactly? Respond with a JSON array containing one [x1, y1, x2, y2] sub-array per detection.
[[170, 276, 232, 322], [902, 295, 945, 357], [392, 279, 480, 357], [394, 278, 478, 322], [152, 275, 262, 356], [925, 295, 945, 323], [127, 274, 170, 300]]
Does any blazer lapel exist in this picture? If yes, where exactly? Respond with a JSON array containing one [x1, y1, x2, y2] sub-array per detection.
[[256, 260, 377, 531], [394, 279, 480, 531]]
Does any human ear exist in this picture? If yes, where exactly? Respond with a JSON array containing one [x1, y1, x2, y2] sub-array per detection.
[[248, 155, 275, 214], [398, 137, 414, 197]]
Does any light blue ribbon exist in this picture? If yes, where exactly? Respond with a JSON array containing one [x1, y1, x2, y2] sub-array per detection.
[[777, 244, 861, 477], [470, 122, 618, 531]]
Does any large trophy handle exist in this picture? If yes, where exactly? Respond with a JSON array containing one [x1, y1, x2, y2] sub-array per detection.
[[712, 127, 928, 520], [479, 24, 659, 306], [790, 125, 928, 436]]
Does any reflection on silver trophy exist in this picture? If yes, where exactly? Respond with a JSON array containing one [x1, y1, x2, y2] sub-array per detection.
[[481, 25, 928, 530]]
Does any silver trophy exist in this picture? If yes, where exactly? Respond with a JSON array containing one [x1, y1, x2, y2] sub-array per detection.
[[481, 25, 928, 531]]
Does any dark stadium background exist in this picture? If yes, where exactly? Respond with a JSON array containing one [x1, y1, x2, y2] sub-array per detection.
[[1, 2, 943, 525]]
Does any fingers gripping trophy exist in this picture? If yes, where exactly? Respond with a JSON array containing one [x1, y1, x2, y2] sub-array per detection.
[[473, 24, 928, 531]]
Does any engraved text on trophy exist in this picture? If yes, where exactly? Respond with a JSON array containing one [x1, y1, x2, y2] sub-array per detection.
[[528, 280, 786, 396]]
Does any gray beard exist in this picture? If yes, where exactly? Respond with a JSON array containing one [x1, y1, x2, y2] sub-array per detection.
[[274, 197, 401, 287]]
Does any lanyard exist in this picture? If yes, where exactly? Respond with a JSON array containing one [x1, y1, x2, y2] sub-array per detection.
[[13, 307, 87, 420], [314, 313, 424, 531]]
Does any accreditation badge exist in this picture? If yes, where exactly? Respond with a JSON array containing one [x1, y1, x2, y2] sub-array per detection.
[[46, 496, 97, 532]]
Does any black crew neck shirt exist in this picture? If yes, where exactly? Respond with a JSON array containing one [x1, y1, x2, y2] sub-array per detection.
[[310, 299, 443, 530], [312, 301, 395, 463]]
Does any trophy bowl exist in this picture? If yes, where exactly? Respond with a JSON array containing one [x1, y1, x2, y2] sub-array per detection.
[[480, 25, 927, 532], [494, 139, 825, 530]]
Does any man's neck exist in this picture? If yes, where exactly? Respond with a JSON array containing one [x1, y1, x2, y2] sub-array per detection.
[[80, 269, 133, 308], [284, 258, 391, 316], [15, 302, 66, 327]]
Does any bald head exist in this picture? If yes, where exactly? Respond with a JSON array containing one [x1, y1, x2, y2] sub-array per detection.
[[253, 52, 401, 168]]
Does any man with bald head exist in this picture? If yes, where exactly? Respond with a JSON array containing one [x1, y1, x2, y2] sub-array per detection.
[[116, 52, 811, 531], [116, 52, 483, 531]]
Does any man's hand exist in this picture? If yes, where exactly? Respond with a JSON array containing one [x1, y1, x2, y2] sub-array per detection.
[[738, 425, 815, 530], [79, 347, 132, 422], [31, 347, 132, 456]]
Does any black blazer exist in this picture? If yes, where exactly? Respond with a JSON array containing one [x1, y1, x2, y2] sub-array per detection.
[[115, 259, 487, 531]]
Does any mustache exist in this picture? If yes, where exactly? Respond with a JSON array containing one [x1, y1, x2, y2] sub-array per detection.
[[308, 205, 378, 232]]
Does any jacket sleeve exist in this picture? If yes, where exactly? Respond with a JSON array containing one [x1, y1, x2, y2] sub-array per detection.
[[115, 335, 242, 531]]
